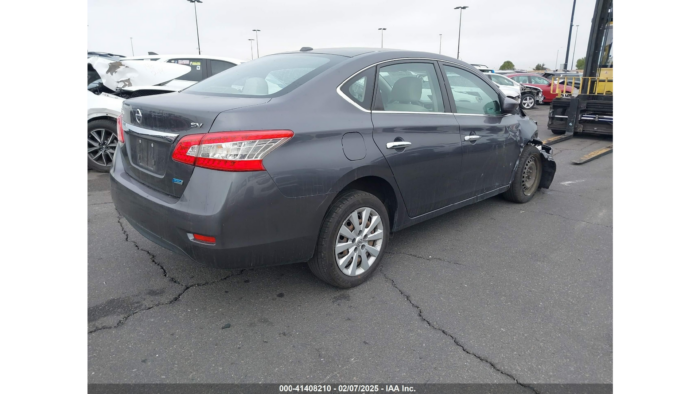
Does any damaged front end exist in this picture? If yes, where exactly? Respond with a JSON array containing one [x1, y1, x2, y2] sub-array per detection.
[[530, 140, 557, 189], [514, 115, 557, 190]]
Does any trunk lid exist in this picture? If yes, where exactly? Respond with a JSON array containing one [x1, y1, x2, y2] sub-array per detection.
[[120, 93, 270, 197]]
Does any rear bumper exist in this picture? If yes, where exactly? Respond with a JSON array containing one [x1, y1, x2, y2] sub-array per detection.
[[110, 147, 330, 269]]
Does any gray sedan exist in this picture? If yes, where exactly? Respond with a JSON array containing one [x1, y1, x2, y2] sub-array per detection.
[[111, 47, 556, 288]]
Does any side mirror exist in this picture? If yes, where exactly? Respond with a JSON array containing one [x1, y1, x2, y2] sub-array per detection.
[[502, 97, 520, 114]]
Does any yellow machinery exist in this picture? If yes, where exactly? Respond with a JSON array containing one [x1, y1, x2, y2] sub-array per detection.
[[547, 0, 613, 164]]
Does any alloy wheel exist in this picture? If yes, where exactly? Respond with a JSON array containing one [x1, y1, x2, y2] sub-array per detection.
[[88, 128, 118, 167], [522, 96, 535, 109]]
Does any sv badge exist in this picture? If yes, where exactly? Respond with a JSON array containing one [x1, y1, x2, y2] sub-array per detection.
[[191, 122, 203, 128]]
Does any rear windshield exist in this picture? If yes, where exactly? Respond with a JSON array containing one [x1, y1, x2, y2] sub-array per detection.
[[182, 54, 342, 97]]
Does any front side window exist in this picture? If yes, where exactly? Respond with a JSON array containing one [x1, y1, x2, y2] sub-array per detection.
[[339, 67, 375, 110], [211, 60, 236, 76], [183, 54, 340, 97], [531, 76, 551, 85], [512, 75, 529, 84], [443, 65, 501, 115], [167, 58, 204, 81], [491, 74, 515, 86], [375, 62, 444, 113]]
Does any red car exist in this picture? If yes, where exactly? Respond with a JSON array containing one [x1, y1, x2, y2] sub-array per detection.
[[507, 73, 573, 103]]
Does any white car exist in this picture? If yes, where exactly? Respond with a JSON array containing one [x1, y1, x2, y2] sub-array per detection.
[[484, 73, 543, 109], [87, 54, 243, 172]]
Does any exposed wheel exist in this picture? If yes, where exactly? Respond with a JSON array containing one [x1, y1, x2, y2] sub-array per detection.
[[308, 191, 389, 288], [520, 93, 536, 109], [88, 119, 118, 172], [551, 129, 566, 135], [503, 145, 542, 204]]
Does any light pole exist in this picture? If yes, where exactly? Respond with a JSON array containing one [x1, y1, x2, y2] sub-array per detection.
[[571, 25, 580, 70], [454, 6, 468, 60], [563, 0, 576, 70], [555, 48, 561, 70], [248, 39, 255, 60], [378, 28, 386, 48], [186, 0, 203, 55], [439, 34, 442, 54], [130, 37, 134, 56], [253, 29, 260, 58]]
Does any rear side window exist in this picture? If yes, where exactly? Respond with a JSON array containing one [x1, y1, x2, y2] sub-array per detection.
[[339, 67, 375, 110], [211, 60, 236, 76], [183, 54, 341, 97], [511, 75, 529, 84], [167, 58, 204, 81]]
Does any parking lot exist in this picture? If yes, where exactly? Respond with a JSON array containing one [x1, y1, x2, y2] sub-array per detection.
[[88, 105, 612, 388]]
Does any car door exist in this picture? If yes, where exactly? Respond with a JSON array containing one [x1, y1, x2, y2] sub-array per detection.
[[441, 64, 522, 198], [371, 60, 462, 217], [529, 75, 556, 101]]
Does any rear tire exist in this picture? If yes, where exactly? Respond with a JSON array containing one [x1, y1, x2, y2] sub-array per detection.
[[308, 191, 389, 288], [88, 119, 118, 172], [551, 129, 566, 135], [503, 145, 542, 204]]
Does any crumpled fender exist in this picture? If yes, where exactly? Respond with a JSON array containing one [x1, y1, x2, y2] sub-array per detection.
[[88, 57, 190, 91], [512, 116, 556, 190], [530, 139, 557, 189]]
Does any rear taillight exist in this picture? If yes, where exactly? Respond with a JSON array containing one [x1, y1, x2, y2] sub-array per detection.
[[172, 130, 293, 172], [116, 114, 125, 143]]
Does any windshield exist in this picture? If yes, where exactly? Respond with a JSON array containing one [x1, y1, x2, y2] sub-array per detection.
[[182, 54, 342, 97]]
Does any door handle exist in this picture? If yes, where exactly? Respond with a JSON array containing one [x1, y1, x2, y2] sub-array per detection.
[[464, 135, 480, 141], [386, 141, 412, 149]]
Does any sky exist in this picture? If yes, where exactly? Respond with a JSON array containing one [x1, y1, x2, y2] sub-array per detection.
[[87, 0, 595, 70]]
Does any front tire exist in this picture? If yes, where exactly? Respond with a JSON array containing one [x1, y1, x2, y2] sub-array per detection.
[[308, 191, 389, 288], [88, 119, 118, 172], [520, 93, 536, 109], [550, 129, 566, 135], [503, 145, 543, 204]]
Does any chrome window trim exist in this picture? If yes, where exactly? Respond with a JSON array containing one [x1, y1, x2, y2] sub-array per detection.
[[336, 57, 474, 116], [336, 57, 507, 117], [124, 123, 180, 143]]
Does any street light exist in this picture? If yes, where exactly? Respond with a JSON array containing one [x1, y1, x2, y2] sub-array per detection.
[[248, 39, 255, 60], [571, 25, 580, 70], [439, 34, 442, 54], [186, 0, 203, 55], [253, 29, 261, 58], [555, 47, 562, 71], [454, 6, 468, 60], [378, 28, 387, 48]]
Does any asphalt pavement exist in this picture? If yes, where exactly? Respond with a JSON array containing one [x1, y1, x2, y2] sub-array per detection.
[[88, 105, 612, 389]]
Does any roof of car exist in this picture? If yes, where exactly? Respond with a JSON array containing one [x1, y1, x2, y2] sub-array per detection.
[[121, 54, 245, 64], [278, 47, 418, 57], [507, 73, 548, 77], [273, 48, 478, 68]]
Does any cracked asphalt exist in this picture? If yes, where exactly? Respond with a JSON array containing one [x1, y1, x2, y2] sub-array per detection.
[[88, 106, 612, 390]]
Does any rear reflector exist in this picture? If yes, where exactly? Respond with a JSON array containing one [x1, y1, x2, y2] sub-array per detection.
[[116, 114, 125, 143], [172, 130, 293, 172], [192, 234, 216, 244]]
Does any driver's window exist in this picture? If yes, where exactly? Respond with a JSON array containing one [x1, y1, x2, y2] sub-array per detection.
[[375, 63, 444, 113], [443, 65, 501, 115]]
